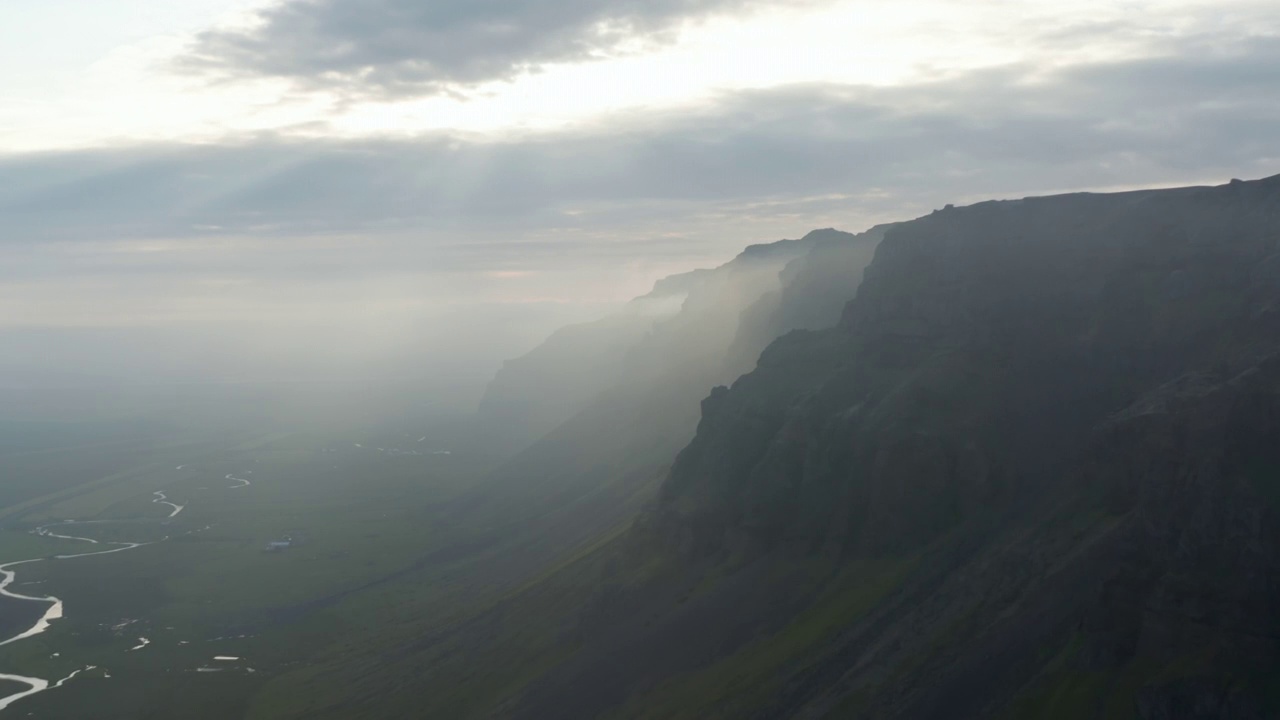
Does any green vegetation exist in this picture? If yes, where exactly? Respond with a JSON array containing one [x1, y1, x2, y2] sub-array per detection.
[[0, 421, 487, 718], [609, 557, 917, 720], [1002, 633, 1226, 720]]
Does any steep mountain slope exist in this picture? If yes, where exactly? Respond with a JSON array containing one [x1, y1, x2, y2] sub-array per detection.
[[660, 177, 1280, 557], [433, 228, 886, 606], [247, 228, 887, 719], [253, 176, 1280, 720], [725, 225, 891, 378], [470, 227, 883, 462], [499, 175, 1280, 720]]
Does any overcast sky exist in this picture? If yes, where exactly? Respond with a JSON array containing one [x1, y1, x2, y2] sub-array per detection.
[[2, 0, 1279, 405]]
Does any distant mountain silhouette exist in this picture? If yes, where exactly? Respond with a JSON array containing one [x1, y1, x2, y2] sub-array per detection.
[[468, 227, 884, 459]]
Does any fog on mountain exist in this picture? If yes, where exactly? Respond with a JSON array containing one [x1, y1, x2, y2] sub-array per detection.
[[3, 1, 1279, 717]]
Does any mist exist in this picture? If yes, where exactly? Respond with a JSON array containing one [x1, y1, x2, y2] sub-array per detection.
[[2, 0, 1280, 717], [0, 298, 616, 426], [6, 23, 1280, 430]]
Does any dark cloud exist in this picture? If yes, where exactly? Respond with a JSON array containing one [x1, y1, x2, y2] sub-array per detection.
[[182, 0, 781, 97]]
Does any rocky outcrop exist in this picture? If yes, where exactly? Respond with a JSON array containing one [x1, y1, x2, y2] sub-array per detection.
[[660, 176, 1280, 559]]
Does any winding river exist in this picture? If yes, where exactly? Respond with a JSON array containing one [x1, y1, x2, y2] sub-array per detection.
[[0, 667, 92, 712], [152, 491, 184, 518], [0, 467, 249, 712], [0, 528, 149, 712]]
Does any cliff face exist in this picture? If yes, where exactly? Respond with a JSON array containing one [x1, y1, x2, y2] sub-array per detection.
[[327, 177, 1280, 720], [443, 227, 886, 603], [661, 177, 1280, 557], [724, 226, 888, 378], [470, 228, 881, 459], [638, 175, 1280, 717]]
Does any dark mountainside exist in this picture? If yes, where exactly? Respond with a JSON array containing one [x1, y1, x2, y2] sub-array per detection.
[[277, 177, 1280, 720], [498, 176, 1280, 720]]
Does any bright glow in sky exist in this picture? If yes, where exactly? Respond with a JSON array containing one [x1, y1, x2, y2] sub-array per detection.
[[4, 0, 1273, 151]]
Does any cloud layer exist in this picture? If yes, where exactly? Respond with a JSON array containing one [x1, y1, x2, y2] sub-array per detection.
[[6, 9, 1280, 408], [10, 39, 1280, 256], [183, 0, 784, 96]]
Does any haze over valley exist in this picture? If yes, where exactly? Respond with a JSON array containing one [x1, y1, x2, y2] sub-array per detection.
[[2, 1, 1280, 718]]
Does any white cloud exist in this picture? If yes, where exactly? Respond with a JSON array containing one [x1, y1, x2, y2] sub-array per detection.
[[3, 0, 1277, 151]]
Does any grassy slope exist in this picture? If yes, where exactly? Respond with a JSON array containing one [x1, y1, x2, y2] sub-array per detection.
[[242, 466, 667, 719], [603, 557, 917, 720]]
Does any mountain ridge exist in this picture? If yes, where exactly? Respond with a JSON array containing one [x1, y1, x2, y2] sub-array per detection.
[[254, 174, 1280, 720], [469, 226, 882, 458], [498, 173, 1280, 719]]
